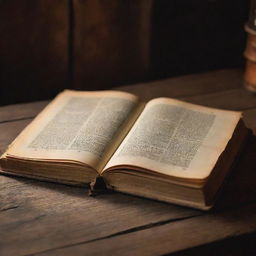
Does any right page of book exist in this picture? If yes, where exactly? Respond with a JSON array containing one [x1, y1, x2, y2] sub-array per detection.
[[104, 98, 241, 179]]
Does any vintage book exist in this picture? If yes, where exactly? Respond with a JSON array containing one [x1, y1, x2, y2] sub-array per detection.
[[0, 90, 249, 210]]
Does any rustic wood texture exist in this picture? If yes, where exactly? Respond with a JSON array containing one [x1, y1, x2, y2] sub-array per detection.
[[0, 0, 68, 105], [0, 1, 248, 106], [0, 101, 48, 123], [1, 69, 256, 255], [72, 0, 153, 90], [36, 204, 256, 256]]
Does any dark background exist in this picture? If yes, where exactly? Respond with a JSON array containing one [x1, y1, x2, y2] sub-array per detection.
[[0, 0, 250, 106]]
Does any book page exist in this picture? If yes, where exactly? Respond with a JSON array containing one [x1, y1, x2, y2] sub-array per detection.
[[5, 90, 140, 170], [104, 98, 241, 179]]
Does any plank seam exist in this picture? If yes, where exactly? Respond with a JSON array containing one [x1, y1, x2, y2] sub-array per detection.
[[0, 205, 19, 212], [28, 200, 256, 255], [28, 213, 203, 256]]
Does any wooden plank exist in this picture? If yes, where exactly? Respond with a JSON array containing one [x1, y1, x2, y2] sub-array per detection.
[[180, 88, 256, 111], [73, 0, 152, 90], [0, 101, 48, 123], [0, 108, 256, 255], [124, 86, 256, 112], [0, 0, 68, 106], [116, 68, 244, 100], [1, 69, 256, 255], [0, 119, 31, 155], [35, 203, 256, 256], [0, 175, 199, 256], [118, 70, 256, 111]]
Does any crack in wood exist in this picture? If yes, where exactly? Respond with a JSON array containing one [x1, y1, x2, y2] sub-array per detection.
[[0, 205, 19, 212], [29, 213, 203, 255]]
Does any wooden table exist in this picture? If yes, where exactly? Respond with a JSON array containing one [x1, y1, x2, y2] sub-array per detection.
[[1, 69, 256, 256]]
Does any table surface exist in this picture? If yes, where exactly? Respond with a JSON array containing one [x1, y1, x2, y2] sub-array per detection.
[[1, 69, 256, 256]]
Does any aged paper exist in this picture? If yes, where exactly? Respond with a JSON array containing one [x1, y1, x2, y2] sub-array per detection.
[[6, 90, 139, 170], [104, 98, 241, 179]]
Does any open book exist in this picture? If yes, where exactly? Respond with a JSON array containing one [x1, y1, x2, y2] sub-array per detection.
[[0, 90, 249, 210]]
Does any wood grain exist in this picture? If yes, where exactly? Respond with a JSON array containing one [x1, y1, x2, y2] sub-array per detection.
[[36, 203, 256, 256], [116, 68, 244, 100], [1, 69, 256, 255], [180, 88, 256, 111], [0, 175, 199, 256], [73, 0, 153, 90], [0, 119, 32, 155], [0, 101, 48, 123], [0, 0, 68, 105]]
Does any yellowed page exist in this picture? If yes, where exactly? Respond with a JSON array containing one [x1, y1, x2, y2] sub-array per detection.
[[103, 98, 241, 179], [4, 90, 140, 171]]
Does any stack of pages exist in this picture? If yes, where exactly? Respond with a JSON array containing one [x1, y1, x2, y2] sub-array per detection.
[[0, 90, 249, 210]]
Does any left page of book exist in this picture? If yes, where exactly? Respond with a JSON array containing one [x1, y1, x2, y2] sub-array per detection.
[[4, 90, 140, 172]]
